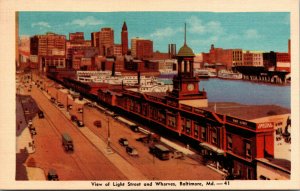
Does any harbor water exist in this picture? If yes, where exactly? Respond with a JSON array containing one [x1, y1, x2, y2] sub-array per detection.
[[160, 78, 291, 109]]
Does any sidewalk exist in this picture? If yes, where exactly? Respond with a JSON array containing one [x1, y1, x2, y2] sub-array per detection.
[[26, 167, 46, 180]]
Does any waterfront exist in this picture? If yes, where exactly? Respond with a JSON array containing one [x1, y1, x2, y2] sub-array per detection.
[[161, 78, 291, 109]]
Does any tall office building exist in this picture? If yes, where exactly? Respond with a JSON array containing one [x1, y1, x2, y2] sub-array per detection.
[[69, 32, 84, 43], [131, 37, 142, 58], [91, 32, 100, 47], [99, 28, 114, 56], [131, 38, 153, 59], [136, 40, 153, 59], [30, 32, 66, 70], [121, 22, 128, 55]]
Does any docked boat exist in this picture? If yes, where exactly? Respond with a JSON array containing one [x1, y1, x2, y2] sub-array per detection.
[[218, 70, 243, 80], [76, 70, 172, 93], [195, 69, 217, 78]]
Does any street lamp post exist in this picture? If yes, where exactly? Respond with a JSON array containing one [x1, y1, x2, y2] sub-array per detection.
[[107, 116, 110, 148], [82, 106, 84, 123], [66, 95, 69, 112]]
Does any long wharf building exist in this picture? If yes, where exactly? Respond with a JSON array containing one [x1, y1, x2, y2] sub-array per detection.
[[58, 25, 290, 180]]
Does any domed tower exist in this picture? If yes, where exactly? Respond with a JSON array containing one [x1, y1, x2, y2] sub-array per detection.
[[167, 23, 208, 107]]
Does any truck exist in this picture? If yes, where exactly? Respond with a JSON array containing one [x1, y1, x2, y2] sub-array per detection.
[[149, 144, 170, 160], [62, 133, 74, 152]]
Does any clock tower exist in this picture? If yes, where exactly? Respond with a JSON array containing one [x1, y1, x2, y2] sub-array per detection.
[[167, 24, 208, 107]]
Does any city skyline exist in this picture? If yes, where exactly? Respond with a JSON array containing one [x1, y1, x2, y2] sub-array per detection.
[[19, 12, 290, 53]]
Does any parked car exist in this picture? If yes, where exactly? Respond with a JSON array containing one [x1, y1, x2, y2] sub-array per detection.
[[76, 120, 84, 127], [77, 108, 83, 113], [67, 104, 73, 110], [119, 138, 128, 146], [38, 111, 44, 118], [57, 103, 64, 108], [93, 120, 102, 128], [172, 150, 185, 159], [28, 119, 33, 126], [71, 115, 78, 122], [47, 169, 59, 181], [50, 97, 56, 103], [86, 102, 94, 107], [126, 146, 138, 157], [28, 124, 36, 135]]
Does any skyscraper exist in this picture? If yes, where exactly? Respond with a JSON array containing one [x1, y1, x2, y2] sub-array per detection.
[[121, 21, 128, 55], [131, 37, 142, 58], [91, 32, 100, 47], [99, 28, 114, 56], [30, 32, 66, 70], [136, 40, 153, 59]]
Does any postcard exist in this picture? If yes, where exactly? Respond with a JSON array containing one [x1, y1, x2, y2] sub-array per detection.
[[0, 0, 299, 189]]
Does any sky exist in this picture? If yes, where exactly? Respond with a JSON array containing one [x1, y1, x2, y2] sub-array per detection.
[[19, 12, 290, 53]]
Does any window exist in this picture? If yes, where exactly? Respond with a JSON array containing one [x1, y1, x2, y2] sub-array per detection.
[[201, 126, 206, 141], [227, 134, 232, 150], [129, 100, 134, 111], [168, 115, 176, 128], [141, 103, 148, 116], [158, 110, 165, 123], [194, 123, 199, 138], [181, 117, 185, 132], [186, 119, 191, 134], [212, 127, 217, 145], [245, 142, 252, 158]]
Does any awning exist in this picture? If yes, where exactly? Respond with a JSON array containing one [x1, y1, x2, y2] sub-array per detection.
[[199, 142, 225, 155]]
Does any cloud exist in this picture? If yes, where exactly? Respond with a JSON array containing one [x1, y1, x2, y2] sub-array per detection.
[[186, 16, 205, 34], [150, 27, 177, 39], [244, 29, 261, 39], [67, 16, 103, 27], [186, 16, 223, 35], [31, 22, 51, 28], [223, 34, 240, 42], [190, 36, 219, 51]]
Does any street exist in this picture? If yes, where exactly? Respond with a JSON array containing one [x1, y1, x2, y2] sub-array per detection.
[[17, 72, 223, 180]]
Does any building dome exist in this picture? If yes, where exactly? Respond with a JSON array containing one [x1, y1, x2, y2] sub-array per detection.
[[177, 43, 195, 57]]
